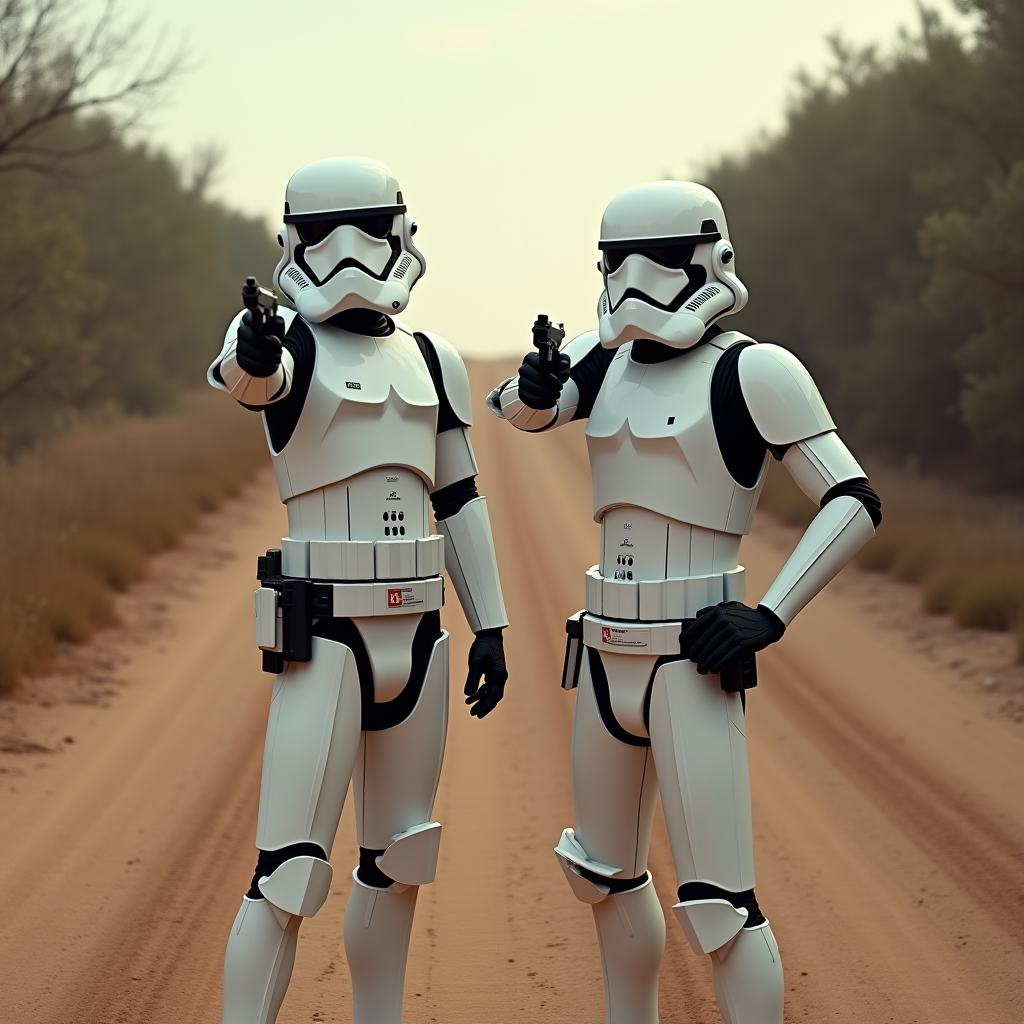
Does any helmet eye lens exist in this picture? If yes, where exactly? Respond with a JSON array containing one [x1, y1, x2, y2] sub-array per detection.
[[297, 220, 334, 246], [603, 243, 695, 273], [297, 213, 395, 246]]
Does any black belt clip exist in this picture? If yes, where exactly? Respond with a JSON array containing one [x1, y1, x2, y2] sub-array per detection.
[[561, 611, 585, 690], [256, 548, 334, 669]]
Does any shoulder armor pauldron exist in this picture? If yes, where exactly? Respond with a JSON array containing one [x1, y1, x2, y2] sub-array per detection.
[[737, 343, 835, 446]]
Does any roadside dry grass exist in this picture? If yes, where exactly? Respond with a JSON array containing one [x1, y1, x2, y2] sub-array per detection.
[[760, 460, 1024, 660], [0, 391, 266, 692]]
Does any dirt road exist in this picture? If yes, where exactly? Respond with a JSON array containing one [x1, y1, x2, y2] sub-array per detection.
[[1, 363, 1021, 1023]]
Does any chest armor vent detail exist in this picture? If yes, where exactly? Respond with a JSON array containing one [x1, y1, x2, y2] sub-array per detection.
[[585, 334, 767, 534], [268, 321, 439, 500]]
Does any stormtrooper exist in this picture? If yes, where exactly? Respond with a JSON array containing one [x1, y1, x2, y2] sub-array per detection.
[[488, 181, 881, 1024], [208, 156, 509, 1024]]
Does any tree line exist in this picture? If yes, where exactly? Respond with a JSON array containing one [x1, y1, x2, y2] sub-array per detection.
[[706, 0, 1024, 488], [0, 0, 278, 455]]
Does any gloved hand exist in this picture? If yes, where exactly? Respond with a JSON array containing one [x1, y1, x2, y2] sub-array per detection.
[[236, 310, 286, 378], [681, 601, 785, 676], [465, 627, 508, 718], [517, 350, 571, 410]]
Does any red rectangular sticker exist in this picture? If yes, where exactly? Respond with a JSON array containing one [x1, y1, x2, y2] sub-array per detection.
[[601, 625, 650, 649], [387, 588, 404, 607]]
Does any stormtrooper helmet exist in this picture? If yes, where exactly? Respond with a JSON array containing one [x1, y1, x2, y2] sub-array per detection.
[[596, 181, 747, 349], [272, 156, 426, 322]]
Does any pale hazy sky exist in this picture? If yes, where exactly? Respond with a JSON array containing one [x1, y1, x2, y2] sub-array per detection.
[[106, 0, 968, 357]]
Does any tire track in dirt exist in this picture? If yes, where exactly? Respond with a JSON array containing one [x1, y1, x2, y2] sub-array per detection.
[[762, 643, 1024, 947], [53, 710, 264, 1022]]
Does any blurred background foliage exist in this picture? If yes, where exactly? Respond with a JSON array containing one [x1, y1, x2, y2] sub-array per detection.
[[0, 0, 276, 687], [0, 0, 279, 455], [2, 0, 1024, 685], [707, 0, 1024, 489], [0, 138, 279, 452]]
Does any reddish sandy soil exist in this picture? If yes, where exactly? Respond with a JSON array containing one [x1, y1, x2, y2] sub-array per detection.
[[0, 363, 1021, 1023]]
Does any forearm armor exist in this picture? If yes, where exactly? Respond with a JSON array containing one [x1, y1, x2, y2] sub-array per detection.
[[211, 340, 294, 407], [759, 432, 879, 625], [491, 375, 580, 432], [436, 495, 509, 632]]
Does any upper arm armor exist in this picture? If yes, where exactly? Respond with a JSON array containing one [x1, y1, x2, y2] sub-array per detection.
[[781, 431, 866, 502], [737, 344, 835, 445], [416, 331, 473, 427]]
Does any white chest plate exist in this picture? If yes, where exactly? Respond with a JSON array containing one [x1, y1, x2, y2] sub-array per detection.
[[268, 321, 438, 500], [585, 333, 766, 534]]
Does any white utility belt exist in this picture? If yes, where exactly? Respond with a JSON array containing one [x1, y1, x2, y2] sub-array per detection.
[[255, 575, 444, 651], [325, 575, 444, 617], [278, 534, 444, 581], [584, 564, 746, 621]]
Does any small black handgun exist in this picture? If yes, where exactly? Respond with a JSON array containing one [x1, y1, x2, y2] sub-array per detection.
[[241, 276, 278, 335], [532, 313, 565, 372]]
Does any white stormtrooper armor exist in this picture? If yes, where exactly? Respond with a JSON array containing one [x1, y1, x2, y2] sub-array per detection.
[[489, 181, 880, 1024], [273, 155, 426, 322], [210, 157, 508, 1024]]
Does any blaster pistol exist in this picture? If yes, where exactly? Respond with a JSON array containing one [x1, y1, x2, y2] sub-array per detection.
[[532, 313, 565, 372], [241, 276, 278, 335]]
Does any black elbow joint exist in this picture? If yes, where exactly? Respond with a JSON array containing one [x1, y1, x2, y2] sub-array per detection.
[[430, 476, 479, 520], [820, 478, 881, 527]]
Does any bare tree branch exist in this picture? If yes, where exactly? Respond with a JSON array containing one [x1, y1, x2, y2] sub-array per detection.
[[0, 0, 184, 178]]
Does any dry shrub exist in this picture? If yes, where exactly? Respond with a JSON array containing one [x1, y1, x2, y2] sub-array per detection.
[[952, 570, 1024, 631], [0, 391, 266, 692], [760, 459, 1024, 662]]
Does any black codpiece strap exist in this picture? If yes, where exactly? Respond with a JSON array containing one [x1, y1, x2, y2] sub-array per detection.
[[312, 610, 442, 731], [821, 478, 882, 527], [588, 647, 650, 747]]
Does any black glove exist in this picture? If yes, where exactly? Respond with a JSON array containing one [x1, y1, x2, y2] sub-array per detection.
[[236, 310, 286, 378], [681, 602, 785, 676], [464, 627, 508, 718], [517, 350, 571, 409]]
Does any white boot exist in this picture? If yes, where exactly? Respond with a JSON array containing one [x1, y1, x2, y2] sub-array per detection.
[[343, 873, 420, 1024], [592, 875, 665, 1024], [710, 922, 784, 1024], [222, 897, 300, 1024]]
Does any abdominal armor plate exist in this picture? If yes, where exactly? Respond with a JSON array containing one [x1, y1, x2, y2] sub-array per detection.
[[585, 332, 766, 535], [269, 321, 439, 500]]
